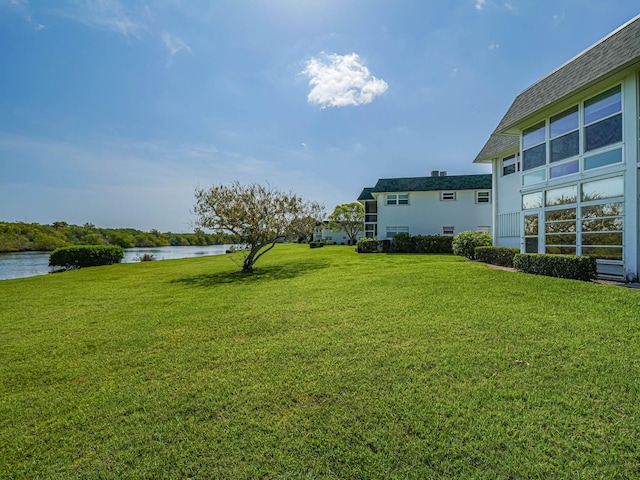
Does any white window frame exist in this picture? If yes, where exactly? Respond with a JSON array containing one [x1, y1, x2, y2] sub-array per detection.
[[441, 192, 456, 201], [476, 191, 491, 203], [386, 226, 409, 239], [443, 226, 455, 235], [386, 193, 409, 205], [477, 226, 490, 233]]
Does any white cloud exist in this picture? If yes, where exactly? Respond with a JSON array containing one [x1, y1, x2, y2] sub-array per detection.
[[475, 0, 488, 11], [489, 42, 499, 50], [162, 32, 192, 66], [301, 52, 388, 109], [553, 13, 566, 25]]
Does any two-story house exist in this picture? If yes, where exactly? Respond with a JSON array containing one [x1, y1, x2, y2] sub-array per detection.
[[474, 14, 640, 281], [358, 172, 493, 239]]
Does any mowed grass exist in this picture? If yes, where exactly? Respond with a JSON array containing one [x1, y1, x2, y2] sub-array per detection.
[[1, 245, 640, 478]]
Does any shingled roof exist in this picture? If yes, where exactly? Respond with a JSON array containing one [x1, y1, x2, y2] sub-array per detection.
[[370, 174, 492, 193], [357, 187, 375, 201], [473, 134, 519, 164], [494, 14, 640, 134]]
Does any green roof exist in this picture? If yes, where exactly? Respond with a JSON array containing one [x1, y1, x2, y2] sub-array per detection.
[[357, 187, 375, 201], [371, 174, 492, 193]]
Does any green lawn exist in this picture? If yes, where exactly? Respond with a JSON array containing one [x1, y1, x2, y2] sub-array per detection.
[[1, 245, 640, 478]]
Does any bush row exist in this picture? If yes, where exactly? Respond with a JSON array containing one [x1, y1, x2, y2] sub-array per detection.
[[513, 253, 597, 282], [390, 232, 454, 254], [356, 238, 391, 253], [309, 242, 324, 249], [49, 245, 124, 271], [474, 246, 520, 267]]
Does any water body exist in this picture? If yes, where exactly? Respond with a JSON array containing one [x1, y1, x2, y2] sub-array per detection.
[[0, 245, 236, 281]]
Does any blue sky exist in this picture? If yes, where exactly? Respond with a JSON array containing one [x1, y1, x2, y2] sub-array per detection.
[[1, 1, 638, 232]]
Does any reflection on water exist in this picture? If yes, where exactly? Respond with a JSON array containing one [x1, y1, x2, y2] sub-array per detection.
[[0, 245, 236, 281]]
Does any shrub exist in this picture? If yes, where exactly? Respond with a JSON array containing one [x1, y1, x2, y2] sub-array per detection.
[[49, 245, 124, 271], [413, 235, 454, 254], [136, 253, 155, 262], [475, 246, 520, 267], [513, 253, 597, 282], [452, 231, 492, 259], [309, 242, 324, 249], [356, 238, 390, 253], [391, 232, 414, 253]]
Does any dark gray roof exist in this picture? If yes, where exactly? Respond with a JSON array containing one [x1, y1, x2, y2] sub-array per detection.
[[371, 174, 492, 193], [494, 14, 640, 133], [473, 134, 519, 163], [357, 187, 375, 201]]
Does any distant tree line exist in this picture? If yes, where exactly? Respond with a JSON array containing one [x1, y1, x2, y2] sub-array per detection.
[[0, 221, 239, 253]]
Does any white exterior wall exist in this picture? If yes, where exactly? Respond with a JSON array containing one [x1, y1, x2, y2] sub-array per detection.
[[314, 226, 362, 244], [375, 190, 493, 238]]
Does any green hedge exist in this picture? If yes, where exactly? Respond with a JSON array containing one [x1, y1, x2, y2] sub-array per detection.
[[49, 245, 124, 271], [475, 246, 520, 267], [356, 238, 390, 254], [452, 231, 492, 259], [513, 253, 597, 282], [390, 233, 453, 254]]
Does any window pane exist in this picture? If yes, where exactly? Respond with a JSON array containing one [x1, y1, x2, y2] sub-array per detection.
[[522, 122, 546, 149], [523, 170, 547, 186], [387, 194, 397, 205], [545, 246, 576, 255], [545, 207, 576, 222], [546, 220, 576, 233], [522, 192, 542, 209], [523, 144, 546, 170], [584, 114, 622, 152], [546, 185, 577, 206], [525, 237, 538, 253], [550, 131, 579, 162], [550, 106, 579, 138], [582, 202, 623, 218], [550, 160, 579, 179], [582, 232, 623, 246], [582, 246, 622, 260], [582, 217, 623, 232], [581, 177, 623, 201], [524, 214, 538, 235], [398, 194, 409, 205], [584, 148, 622, 170], [546, 234, 576, 245], [584, 86, 622, 124]]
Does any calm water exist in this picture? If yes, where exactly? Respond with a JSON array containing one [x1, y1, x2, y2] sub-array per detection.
[[0, 245, 236, 281]]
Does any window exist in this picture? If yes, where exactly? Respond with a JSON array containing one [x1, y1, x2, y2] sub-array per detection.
[[476, 191, 491, 203], [519, 84, 623, 185], [441, 192, 456, 201], [386, 226, 409, 239], [521, 175, 624, 261], [477, 226, 490, 233], [443, 226, 455, 235], [502, 154, 520, 176], [386, 193, 409, 205]]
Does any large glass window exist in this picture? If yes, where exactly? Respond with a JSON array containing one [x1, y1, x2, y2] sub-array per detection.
[[502, 154, 520, 176], [524, 214, 539, 253], [584, 86, 622, 153], [522, 122, 546, 171], [550, 106, 579, 162], [546, 185, 577, 206], [545, 205, 577, 255], [522, 192, 543, 210], [581, 176, 623, 201]]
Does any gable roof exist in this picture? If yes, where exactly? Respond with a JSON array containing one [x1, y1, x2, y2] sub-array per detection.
[[357, 187, 375, 201], [494, 14, 640, 134], [371, 174, 492, 193], [473, 134, 519, 164]]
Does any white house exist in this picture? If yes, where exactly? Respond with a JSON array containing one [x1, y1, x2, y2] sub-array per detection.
[[474, 14, 640, 281], [313, 222, 363, 245], [358, 172, 493, 239]]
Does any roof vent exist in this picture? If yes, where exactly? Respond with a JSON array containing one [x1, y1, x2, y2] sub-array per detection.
[[439, 171, 447, 176], [431, 170, 447, 177]]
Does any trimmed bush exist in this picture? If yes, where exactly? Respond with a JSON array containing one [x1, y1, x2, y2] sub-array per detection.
[[49, 245, 124, 271], [309, 241, 324, 249], [513, 253, 597, 282], [413, 235, 454, 254], [356, 238, 390, 254], [391, 232, 414, 253], [452, 231, 492, 259], [475, 246, 520, 268]]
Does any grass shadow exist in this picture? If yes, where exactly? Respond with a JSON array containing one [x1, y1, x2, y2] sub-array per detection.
[[172, 260, 331, 288]]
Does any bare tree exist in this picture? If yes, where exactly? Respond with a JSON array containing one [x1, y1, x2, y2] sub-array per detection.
[[328, 202, 365, 245], [194, 182, 324, 272]]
